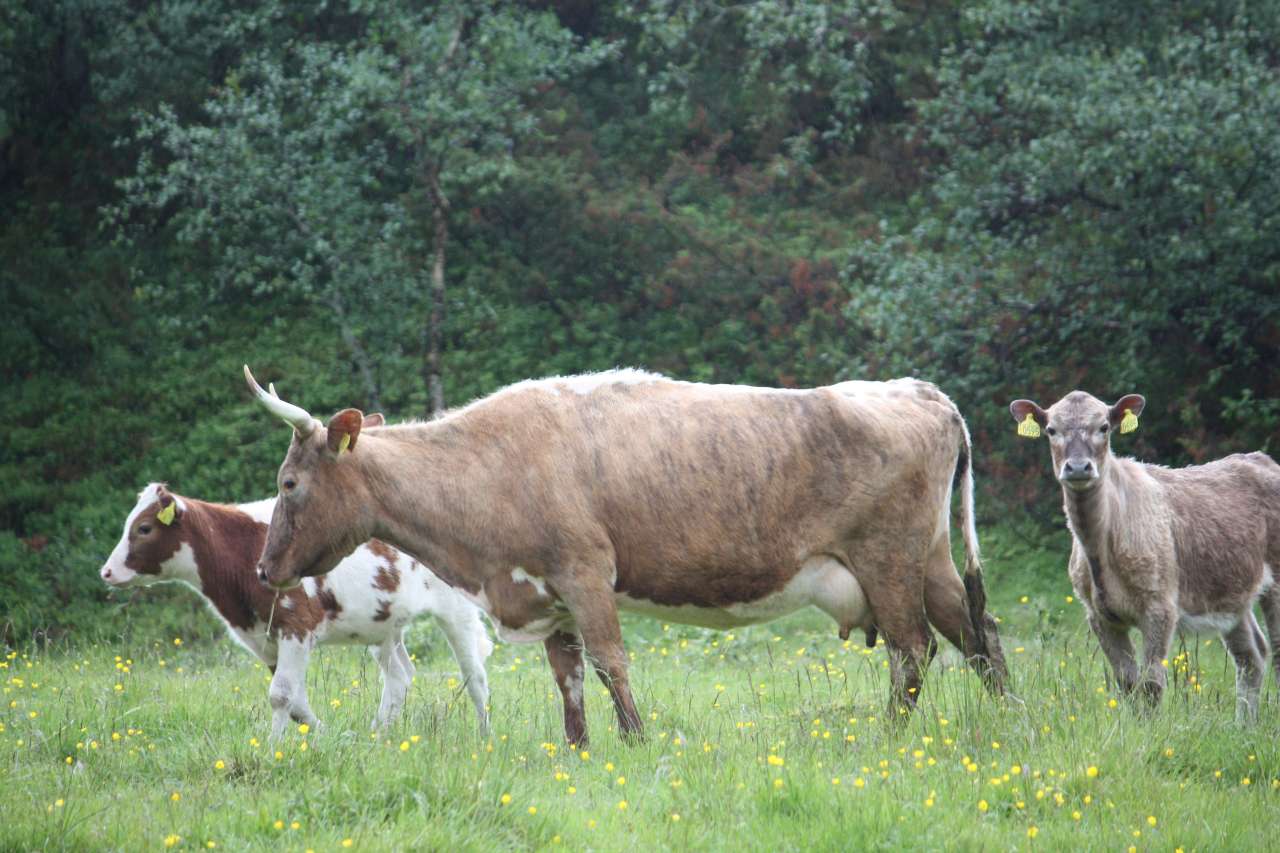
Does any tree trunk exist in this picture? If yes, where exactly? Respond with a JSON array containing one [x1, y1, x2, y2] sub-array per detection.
[[426, 169, 448, 417]]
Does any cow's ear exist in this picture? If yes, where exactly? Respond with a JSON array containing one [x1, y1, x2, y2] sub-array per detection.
[[327, 408, 365, 455], [1009, 399, 1048, 438], [1109, 394, 1145, 434], [362, 412, 385, 428], [155, 489, 182, 526]]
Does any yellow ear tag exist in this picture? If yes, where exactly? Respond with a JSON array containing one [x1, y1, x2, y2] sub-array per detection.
[[338, 432, 351, 454], [156, 502, 176, 526], [1119, 408, 1139, 434], [1017, 412, 1041, 438]]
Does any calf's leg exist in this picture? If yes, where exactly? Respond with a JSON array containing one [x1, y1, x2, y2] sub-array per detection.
[[269, 639, 317, 743], [1086, 611, 1139, 695], [1222, 614, 1265, 724], [1259, 584, 1280, 688], [438, 612, 492, 735], [372, 637, 411, 729], [545, 631, 588, 747], [1137, 604, 1177, 706]]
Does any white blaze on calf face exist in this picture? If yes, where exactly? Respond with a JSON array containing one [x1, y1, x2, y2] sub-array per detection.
[[100, 484, 190, 587]]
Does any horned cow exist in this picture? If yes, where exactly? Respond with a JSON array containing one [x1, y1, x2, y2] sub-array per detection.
[[245, 367, 1007, 746], [100, 482, 493, 741], [1010, 391, 1280, 720]]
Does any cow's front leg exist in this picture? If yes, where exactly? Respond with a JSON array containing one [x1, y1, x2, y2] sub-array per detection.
[[551, 569, 643, 740], [1086, 610, 1138, 696], [545, 631, 588, 747], [1137, 603, 1176, 707], [269, 638, 317, 742]]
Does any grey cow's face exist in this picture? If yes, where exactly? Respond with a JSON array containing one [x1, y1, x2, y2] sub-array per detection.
[[1043, 393, 1114, 491], [1009, 391, 1146, 493]]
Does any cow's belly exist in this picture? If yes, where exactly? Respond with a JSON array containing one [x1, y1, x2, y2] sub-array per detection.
[[617, 557, 871, 633]]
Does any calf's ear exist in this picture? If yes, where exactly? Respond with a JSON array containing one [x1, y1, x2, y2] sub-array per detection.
[[362, 412, 385, 428], [1109, 394, 1145, 433], [327, 408, 366, 455], [155, 489, 182, 526], [1008, 399, 1048, 437]]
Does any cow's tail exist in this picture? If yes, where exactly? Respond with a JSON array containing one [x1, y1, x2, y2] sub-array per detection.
[[953, 413, 992, 664]]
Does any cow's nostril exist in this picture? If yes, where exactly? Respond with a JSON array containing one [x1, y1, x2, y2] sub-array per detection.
[[257, 568, 268, 582]]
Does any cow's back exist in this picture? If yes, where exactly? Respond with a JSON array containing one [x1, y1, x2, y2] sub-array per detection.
[[1148, 452, 1280, 610]]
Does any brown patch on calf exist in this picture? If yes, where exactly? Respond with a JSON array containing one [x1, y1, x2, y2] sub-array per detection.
[[373, 599, 393, 622], [314, 575, 343, 619], [368, 539, 401, 592]]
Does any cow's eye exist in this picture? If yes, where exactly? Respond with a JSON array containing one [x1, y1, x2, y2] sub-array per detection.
[[138, 524, 152, 535], [283, 478, 297, 492], [1099, 424, 1109, 434], [1045, 427, 1056, 437]]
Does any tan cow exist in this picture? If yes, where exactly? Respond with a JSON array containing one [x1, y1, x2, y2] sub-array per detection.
[[245, 367, 1006, 745], [1010, 391, 1280, 720]]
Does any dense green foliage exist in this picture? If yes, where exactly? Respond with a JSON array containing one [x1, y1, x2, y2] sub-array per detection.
[[3, 0, 1278, 641]]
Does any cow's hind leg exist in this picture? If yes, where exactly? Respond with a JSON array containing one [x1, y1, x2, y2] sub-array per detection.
[[545, 631, 588, 747], [1259, 583, 1280, 689], [924, 548, 1006, 695], [372, 637, 411, 729], [550, 567, 643, 740], [857, 559, 933, 717], [1223, 613, 1265, 724]]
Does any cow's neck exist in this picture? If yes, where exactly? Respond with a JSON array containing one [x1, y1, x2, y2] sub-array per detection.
[[1063, 482, 1109, 557], [1061, 457, 1126, 619], [173, 498, 271, 632], [356, 428, 499, 594]]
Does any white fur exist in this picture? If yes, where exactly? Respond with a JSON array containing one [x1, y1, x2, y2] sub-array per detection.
[[100, 487, 492, 739], [511, 567, 549, 597], [1178, 612, 1242, 634]]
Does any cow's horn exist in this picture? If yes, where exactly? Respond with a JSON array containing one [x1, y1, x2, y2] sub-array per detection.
[[244, 365, 316, 436]]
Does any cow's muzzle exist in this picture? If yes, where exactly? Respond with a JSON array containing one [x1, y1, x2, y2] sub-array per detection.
[[1059, 458, 1097, 488]]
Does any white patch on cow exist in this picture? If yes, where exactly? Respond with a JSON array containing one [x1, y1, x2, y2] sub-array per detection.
[[511, 567, 549, 597], [1262, 563, 1275, 593], [279, 596, 295, 610], [239, 497, 276, 524], [566, 658, 584, 710], [616, 557, 870, 632], [1178, 611, 1240, 634]]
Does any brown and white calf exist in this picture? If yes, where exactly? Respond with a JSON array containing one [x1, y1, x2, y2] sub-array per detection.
[[100, 483, 493, 741], [243, 367, 1006, 746], [1010, 391, 1280, 719]]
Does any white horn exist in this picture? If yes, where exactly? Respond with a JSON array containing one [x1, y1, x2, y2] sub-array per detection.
[[244, 365, 316, 436]]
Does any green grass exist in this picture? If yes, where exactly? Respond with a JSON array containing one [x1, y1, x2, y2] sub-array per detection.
[[3, 529, 1279, 851]]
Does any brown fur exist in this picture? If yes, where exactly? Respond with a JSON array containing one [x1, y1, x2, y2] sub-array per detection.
[[253, 373, 1007, 742], [121, 490, 324, 640], [1010, 391, 1280, 718]]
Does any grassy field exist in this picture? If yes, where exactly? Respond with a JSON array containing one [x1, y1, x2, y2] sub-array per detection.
[[4, 529, 1279, 851]]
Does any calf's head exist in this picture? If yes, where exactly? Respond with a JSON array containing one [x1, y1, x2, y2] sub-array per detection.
[[101, 484, 190, 587], [1008, 391, 1145, 491], [244, 366, 384, 588]]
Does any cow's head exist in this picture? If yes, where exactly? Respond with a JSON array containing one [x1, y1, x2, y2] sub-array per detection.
[[1009, 391, 1145, 491], [244, 366, 385, 589], [100, 484, 190, 587]]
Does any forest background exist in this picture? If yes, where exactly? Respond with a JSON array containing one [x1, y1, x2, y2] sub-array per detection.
[[3, 0, 1278, 643]]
